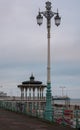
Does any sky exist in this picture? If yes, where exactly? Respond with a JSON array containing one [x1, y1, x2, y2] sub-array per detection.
[[0, 0, 80, 98]]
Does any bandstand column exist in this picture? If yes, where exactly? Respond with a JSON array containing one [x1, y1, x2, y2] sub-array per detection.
[[21, 87, 24, 99], [29, 87, 31, 100], [33, 88, 35, 100], [37, 88, 39, 100], [25, 88, 27, 100], [41, 88, 44, 99], [40, 87, 41, 99]]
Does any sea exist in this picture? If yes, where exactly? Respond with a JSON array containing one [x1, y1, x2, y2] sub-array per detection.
[[70, 99, 80, 105], [53, 99, 80, 106]]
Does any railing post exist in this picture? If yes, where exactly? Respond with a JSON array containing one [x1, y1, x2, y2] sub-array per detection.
[[62, 107, 65, 126], [76, 110, 80, 129]]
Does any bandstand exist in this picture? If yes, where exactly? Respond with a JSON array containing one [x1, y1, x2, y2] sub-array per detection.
[[18, 74, 46, 100], [17, 74, 46, 112]]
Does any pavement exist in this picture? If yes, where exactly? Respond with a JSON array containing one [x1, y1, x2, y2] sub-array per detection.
[[0, 109, 77, 130]]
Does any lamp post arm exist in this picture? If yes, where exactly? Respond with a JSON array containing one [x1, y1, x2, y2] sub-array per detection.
[[40, 11, 55, 19]]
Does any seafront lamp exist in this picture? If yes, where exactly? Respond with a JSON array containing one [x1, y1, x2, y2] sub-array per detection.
[[36, 11, 43, 25], [36, 1, 61, 121], [54, 10, 61, 26]]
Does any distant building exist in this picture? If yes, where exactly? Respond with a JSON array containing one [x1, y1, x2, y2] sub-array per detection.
[[0, 91, 7, 97]]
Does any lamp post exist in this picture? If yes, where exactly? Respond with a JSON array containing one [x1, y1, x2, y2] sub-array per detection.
[[60, 86, 66, 97], [36, 1, 61, 121]]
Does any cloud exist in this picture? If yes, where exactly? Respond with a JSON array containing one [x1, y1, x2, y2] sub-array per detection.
[[0, 0, 80, 98]]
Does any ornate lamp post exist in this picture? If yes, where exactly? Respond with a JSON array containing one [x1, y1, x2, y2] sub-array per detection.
[[36, 1, 61, 121]]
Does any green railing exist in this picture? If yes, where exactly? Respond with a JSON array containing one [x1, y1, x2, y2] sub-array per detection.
[[0, 100, 80, 129]]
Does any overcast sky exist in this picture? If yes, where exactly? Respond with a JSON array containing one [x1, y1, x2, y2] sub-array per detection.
[[0, 0, 80, 98]]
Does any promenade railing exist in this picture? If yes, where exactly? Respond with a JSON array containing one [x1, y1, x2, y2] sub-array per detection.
[[0, 100, 80, 129]]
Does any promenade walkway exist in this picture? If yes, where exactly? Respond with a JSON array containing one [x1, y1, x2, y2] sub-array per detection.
[[0, 109, 76, 130]]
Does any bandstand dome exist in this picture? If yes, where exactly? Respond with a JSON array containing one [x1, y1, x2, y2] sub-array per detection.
[[22, 74, 42, 85]]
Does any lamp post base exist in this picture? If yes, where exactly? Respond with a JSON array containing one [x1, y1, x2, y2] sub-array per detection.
[[44, 82, 53, 121]]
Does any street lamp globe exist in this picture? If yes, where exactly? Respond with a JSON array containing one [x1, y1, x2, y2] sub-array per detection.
[[54, 12, 61, 26], [36, 12, 43, 26]]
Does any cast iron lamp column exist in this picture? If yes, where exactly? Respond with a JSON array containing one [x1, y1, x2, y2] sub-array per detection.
[[36, 1, 61, 121]]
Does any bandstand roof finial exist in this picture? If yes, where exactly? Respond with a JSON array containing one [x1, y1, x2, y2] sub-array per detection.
[[30, 73, 35, 81]]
